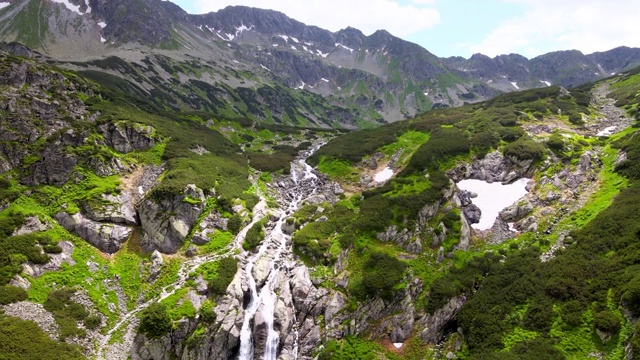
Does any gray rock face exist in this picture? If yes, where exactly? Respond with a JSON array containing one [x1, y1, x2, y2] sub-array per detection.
[[449, 150, 533, 183], [21, 241, 76, 278], [83, 191, 138, 225], [139, 184, 206, 254], [500, 200, 533, 222], [56, 212, 132, 253], [132, 318, 198, 360], [462, 204, 481, 224], [99, 121, 156, 154], [22, 146, 78, 186], [13, 216, 51, 235], [418, 295, 467, 343]]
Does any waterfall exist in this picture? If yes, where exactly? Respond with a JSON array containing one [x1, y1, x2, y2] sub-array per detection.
[[237, 146, 322, 360]]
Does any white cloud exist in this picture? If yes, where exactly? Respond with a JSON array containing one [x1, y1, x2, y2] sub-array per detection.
[[470, 0, 640, 58], [189, 0, 439, 37]]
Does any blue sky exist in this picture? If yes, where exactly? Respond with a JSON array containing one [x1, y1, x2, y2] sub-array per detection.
[[168, 0, 640, 59]]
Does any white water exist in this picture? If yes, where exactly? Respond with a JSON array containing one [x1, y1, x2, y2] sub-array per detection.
[[238, 146, 322, 360], [456, 178, 530, 230]]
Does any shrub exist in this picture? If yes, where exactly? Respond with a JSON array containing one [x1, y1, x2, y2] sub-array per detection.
[[358, 252, 406, 300], [242, 221, 264, 251], [503, 138, 545, 161], [593, 310, 621, 333], [84, 315, 102, 330], [139, 302, 172, 338], [208, 256, 238, 296], [227, 214, 243, 235], [0, 285, 27, 305]]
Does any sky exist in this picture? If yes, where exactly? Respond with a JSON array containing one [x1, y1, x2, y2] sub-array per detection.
[[168, 0, 640, 59]]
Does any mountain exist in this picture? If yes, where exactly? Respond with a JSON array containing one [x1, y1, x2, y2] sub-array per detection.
[[0, 0, 638, 127], [1, 39, 640, 358], [3, 1, 640, 359]]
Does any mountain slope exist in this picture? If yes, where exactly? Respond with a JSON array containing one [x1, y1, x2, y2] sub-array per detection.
[[2, 0, 639, 128]]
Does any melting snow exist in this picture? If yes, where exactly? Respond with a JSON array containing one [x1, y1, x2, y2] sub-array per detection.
[[508, 222, 517, 232], [597, 126, 616, 136], [0, 2, 10, 10], [260, 64, 270, 71], [393, 343, 403, 349], [100, 36, 106, 43], [374, 167, 394, 183], [233, 60, 239, 63], [278, 35, 289, 42], [205, 26, 215, 33], [291, 37, 299, 43], [297, 82, 306, 90], [291, 45, 296, 50], [541, 80, 551, 86], [335, 43, 354, 53], [316, 49, 329, 58], [424, 92, 429, 96], [97, 21, 107, 29], [50, 0, 91, 15], [236, 24, 250, 33], [321, 78, 329, 83], [510, 82, 519, 89], [456, 178, 530, 230]]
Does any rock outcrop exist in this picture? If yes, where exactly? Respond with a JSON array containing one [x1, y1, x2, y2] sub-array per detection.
[[139, 184, 206, 254], [56, 211, 132, 253], [448, 150, 533, 183], [99, 122, 156, 154]]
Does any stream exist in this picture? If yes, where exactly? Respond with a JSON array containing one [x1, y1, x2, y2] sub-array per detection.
[[238, 147, 322, 360]]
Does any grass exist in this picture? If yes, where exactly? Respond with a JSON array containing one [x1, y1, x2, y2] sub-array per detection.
[[198, 230, 234, 254], [317, 157, 357, 181]]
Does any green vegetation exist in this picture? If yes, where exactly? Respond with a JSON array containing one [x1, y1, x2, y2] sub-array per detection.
[[43, 288, 91, 340], [208, 256, 238, 296], [243, 220, 265, 251], [0, 314, 85, 360], [138, 302, 172, 338]]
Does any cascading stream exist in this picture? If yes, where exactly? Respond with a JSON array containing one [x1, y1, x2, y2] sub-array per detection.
[[238, 146, 322, 360]]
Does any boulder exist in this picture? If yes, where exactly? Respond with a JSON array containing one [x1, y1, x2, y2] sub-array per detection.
[[56, 212, 131, 253], [83, 191, 138, 225], [99, 121, 156, 154], [139, 184, 206, 254], [462, 204, 481, 224], [500, 200, 533, 222], [13, 216, 51, 235]]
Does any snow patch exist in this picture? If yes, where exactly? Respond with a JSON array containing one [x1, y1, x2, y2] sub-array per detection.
[[290, 37, 299, 43], [541, 80, 551, 86], [335, 43, 354, 53], [456, 178, 530, 230], [321, 78, 329, 83], [597, 126, 616, 136], [233, 60, 239, 63], [97, 21, 107, 29], [260, 64, 270, 71], [297, 82, 306, 90], [100, 36, 106, 43], [0, 2, 10, 10], [510, 81, 519, 89], [424, 92, 429, 96], [508, 222, 517, 232], [316, 49, 329, 58], [50, 0, 91, 15], [374, 167, 394, 183], [291, 45, 296, 50], [393, 343, 403, 349], [278, 34, 289, 42]]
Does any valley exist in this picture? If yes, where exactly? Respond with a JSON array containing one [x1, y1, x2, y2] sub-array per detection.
[[0, 1, 640, 359]]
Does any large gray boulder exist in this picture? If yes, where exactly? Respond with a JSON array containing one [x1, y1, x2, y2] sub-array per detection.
[[139, 184, 206, 254], [83, 191, 138, 225], [56, 212, 132, 253]]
